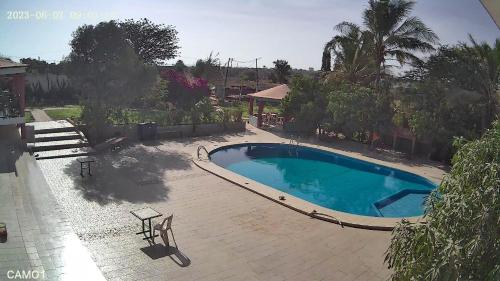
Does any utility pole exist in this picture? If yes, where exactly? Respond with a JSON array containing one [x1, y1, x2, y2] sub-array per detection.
[[223, 58, 232, 102], [255, 58, 259, 92]]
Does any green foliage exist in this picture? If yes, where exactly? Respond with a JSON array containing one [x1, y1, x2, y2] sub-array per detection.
[[322, 0, 438, 85], [193, 97, 216, 124], [20, 58, 63, 74], [191, 52, 222, 83], [363, 0, 438, 84], [242, 70, 257, 82], [385, 120, 500, 280], [281, 76, 327, 135], [173, 60, 188, 73], [395, 37, 499, 160], [138, 78, 168, 109], [66, 21, 157, 140], [322, 22, 375, 83], [424, 37, 500, 132], [216, 106, 243, 125], [324, 82, 392, 141], [273, 59, 292, 83], [119, 18, 179, 64], [24, 111, 34, 123]]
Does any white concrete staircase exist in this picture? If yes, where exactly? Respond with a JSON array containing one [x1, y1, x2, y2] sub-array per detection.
[[26, 120, 95, 160]]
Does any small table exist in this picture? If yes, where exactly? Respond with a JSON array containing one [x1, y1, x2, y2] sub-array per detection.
[[77, 157, 95, 177], [130, 207, 162, 241]]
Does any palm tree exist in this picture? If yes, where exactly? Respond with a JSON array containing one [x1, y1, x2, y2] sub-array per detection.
[[322, 22, 375, 83], [362, 0, 438, 86], [462, 35, 500, 131]]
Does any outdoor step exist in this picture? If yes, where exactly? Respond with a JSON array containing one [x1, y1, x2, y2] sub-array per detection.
[[35, 131, 82, 142], [27, 120, 77, 134], [32, 139, 89, 152], [35, 147, 95, 160]]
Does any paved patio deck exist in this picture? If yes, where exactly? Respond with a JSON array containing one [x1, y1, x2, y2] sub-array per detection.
[[33, 125, 447, 281], [0, 125, 105, 281]]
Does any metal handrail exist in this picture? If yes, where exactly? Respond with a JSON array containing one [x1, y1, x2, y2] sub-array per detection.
[[197, 145, 210, 160], [289, 136, 300, 157], [309, 210, 343, 227]]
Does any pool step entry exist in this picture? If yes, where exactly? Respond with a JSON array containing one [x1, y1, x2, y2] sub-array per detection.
[[373, 189, 431, 217], [26, 120, 95, 160]]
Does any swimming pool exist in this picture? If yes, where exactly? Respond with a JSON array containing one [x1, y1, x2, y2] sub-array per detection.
[[209, 143, 437, 218]]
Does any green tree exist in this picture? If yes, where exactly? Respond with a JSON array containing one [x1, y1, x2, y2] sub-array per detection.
[[273, 59, 292, 83], [173, 59, 187, 72], [119, 18, 179, 64], [385, 120, 500, 281], [324, 82, 392, 141], [66, 21, 157, 140], [363, 0, 438, 85], [327, 0, 438, 86], [281, 76, 327, 134], [393, 79, 484, 161], [321, 22, 374, 83], [191, 52, 222, 84], [425, 37, 500, 133]]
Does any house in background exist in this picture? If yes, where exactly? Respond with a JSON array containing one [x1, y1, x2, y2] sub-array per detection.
[[0, 59, 27, 138]]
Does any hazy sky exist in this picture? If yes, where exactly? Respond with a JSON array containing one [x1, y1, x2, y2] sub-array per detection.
[[1, 0, 498, 70]]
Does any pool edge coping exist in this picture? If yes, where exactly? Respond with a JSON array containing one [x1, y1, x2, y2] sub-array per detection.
[[193, 141, 435, 231]]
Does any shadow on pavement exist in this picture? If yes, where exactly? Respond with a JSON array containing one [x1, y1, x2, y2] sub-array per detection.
[[141, 244, 191, 267], [62, 144, 192, 204], [0, 125, 23, 175]]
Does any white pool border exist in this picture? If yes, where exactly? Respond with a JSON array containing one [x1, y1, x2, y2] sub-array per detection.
[[193, 141, 440, 231]]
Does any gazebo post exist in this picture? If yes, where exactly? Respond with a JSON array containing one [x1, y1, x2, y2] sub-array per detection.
[[248, 96, 254, 116], [257, 100, 264, 128]]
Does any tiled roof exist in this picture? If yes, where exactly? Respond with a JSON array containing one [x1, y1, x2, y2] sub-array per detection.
[[248, 84, 290, 100]]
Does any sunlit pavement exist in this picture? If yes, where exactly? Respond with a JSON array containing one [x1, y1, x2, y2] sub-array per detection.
[[3, 124, 446, 280], [0, 125, 105, 281]]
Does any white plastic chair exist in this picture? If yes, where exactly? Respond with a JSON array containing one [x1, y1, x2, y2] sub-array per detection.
[[153, 214, 175, 247]]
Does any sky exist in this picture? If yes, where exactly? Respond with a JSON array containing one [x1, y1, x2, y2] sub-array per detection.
[[0, 0, 498, 70]]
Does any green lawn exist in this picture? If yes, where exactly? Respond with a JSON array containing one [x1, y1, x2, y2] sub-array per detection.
[[38, 103, 280, 124], [223, 101, 281, 119], [24, 111, 34, 123], [44, 105, 82, 121], [42, 106, 170, 125]]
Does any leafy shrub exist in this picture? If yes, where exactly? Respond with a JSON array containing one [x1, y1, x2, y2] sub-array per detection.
[[385, 120, 500, 280]]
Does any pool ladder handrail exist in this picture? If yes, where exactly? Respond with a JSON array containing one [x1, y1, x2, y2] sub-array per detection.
[[289, 136, 300, 157], [309, 210, 343, 227], [197, 145, 210, 160]]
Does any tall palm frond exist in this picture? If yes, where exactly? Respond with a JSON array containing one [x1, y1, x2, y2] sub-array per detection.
[[362, 0, 438, 86], [322, 22, 376, 83]]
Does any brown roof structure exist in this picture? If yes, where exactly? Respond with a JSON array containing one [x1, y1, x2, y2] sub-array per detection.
[[0, 59, 27, 69], [248, 84, 290, 101], [0, 59, 27, 75]]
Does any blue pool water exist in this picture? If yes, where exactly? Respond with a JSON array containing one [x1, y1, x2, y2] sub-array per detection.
[[209, 143, 437, 217]]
